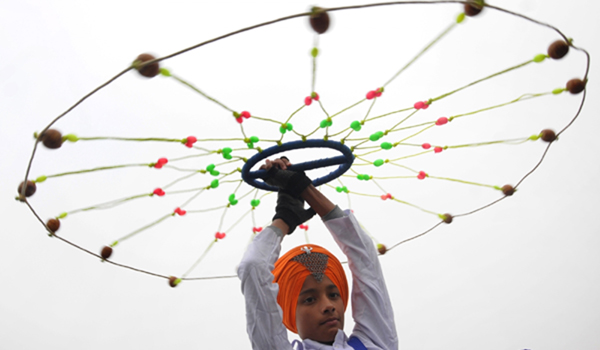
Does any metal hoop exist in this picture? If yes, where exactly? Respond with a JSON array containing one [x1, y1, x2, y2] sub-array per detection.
[[241, 139, 355, 191]]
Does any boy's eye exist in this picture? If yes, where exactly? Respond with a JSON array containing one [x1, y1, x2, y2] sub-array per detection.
[[330, 292, 340, 298], [303, 297, 315, 304]]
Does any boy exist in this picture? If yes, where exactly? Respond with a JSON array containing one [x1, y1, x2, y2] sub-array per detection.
[[238, 158, 398, 349]]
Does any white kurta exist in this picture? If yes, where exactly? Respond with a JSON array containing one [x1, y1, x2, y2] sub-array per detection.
[[238, 208, 398, 350]]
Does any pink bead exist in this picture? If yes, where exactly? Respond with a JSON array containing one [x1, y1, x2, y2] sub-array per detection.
[[304, 96, 312, 106], [380, 193, 392, 200], [154, 158, 168, 168], [434, 147, 443, 153], [253, 227, 263, 233], [153, 188, 165, 196], [422, 143, 431, 149], [366, 91, 376, 100], [187, 136, 197, 144], [422, 103, 429, 109], [299, 224, 309, 230], [313, 93, 320, 101], [436, 117, 448, 126], [241, 111, 251, 119], [215, 232, 226, 239], [417, 171, 427, 180], [236, 117, 243, 124], [414, 101, 425, 109], [174, 207, 186, 216]]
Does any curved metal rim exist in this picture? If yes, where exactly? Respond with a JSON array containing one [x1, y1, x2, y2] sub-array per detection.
[[241, 139, 355, 191]]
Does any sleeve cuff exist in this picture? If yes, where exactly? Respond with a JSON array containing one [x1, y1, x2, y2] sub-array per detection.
[[322, 205, 345, 222], [266, 225, 285, 238]]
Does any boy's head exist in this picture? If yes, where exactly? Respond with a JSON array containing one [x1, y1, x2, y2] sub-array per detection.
[[272, 244, 349, 344]]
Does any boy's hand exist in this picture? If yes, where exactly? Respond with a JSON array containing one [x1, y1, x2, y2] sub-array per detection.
[[273, 192, 316, 234], [260, 157, 312, 198]]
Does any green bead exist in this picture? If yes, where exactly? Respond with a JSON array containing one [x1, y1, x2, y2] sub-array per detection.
[[350, 121, 362, 131], [456, 12, 465, 23], [35, 175, 47, 183], [279, 126, 287, 134], [533, 54, 547, 63], [250, 136, 259, 143], [206, 164, 216, 172], [341, 186, 348, 193], [222, 147, 232, 154], [228, 194, 238, 205], [223, 154, 232, 160], [64, 134, 79, 142], [58, 212, 68, 219], [320, 120, 328, 128], [381, 142, 392, 150], [369, 132, 383, 142], [311, 47, 319, 58], [247, 143, 254, 149], [529, 134, 540, 141], [159, 68, 171, 77], [286, 123, 293, 131], [251, 199, 261, 207], [211, 179, 219, 189], [374, 159, 384, 167], [552, 88, 566, 95], [357, 174, 370, 181], [210, 170, 220, 176]]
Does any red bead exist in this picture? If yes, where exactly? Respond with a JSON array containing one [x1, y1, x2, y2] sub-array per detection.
[[241, 111, 251, 119], [436, 117, 448, 126], [174, 207, 186, 216], [304, 96, 312, 106], [422, 143, 431, 149], [417, 171, 427, 180], [153, 188, 165, 196], [215, 232, 226, 239], [434, 147, 443, 153], [313, 93, 320, 101], [366, 91, 376, 100], [414, 101, 425, 109]]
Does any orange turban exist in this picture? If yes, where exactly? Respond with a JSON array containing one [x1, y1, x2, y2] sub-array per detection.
[[272, 244, 349, 333]]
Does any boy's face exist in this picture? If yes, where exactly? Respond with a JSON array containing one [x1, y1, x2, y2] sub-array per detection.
[[295, 274, 345, 344]]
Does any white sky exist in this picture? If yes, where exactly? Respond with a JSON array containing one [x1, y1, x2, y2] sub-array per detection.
[[1, 0, 599, 349]]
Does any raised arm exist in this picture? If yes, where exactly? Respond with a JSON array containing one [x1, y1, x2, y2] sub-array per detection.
[[301, 184, 399, 349], [238, 224, 293, 350]]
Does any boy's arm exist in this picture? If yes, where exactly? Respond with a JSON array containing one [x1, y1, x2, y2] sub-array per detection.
[[237, 224, 293, 350], [301, 185, 399, 350]]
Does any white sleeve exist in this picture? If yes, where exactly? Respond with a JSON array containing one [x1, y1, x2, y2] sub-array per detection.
[[237, 226, 294, 350], [324, 209, 399, 350]]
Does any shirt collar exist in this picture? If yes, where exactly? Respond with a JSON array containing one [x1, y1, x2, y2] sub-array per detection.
[[302, 330, 349, 350]]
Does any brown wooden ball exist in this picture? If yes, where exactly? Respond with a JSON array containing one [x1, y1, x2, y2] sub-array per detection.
[[17, 180, 36, 197], [41, 129, 63, 149], [540, 129, 556, 142], [47, 218, 60, 232], [377, 244, 387, 255], [442, 213, 453, 224], [464, 2, 483, 17], [134, 53, 160, 78], [168, 276, 180, 288], [100, 246, 113, 260], [310, 8, 330, 34], [547, 40, 569, 59], [501, 185, 515, 196], [566, 78, 585, 94]]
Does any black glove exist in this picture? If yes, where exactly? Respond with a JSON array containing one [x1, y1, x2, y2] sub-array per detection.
[[272, 191, 316, 234], [266, 167, 312, 198]]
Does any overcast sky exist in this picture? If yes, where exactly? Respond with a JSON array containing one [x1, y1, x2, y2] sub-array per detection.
[[1, 1, 599, 349]]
